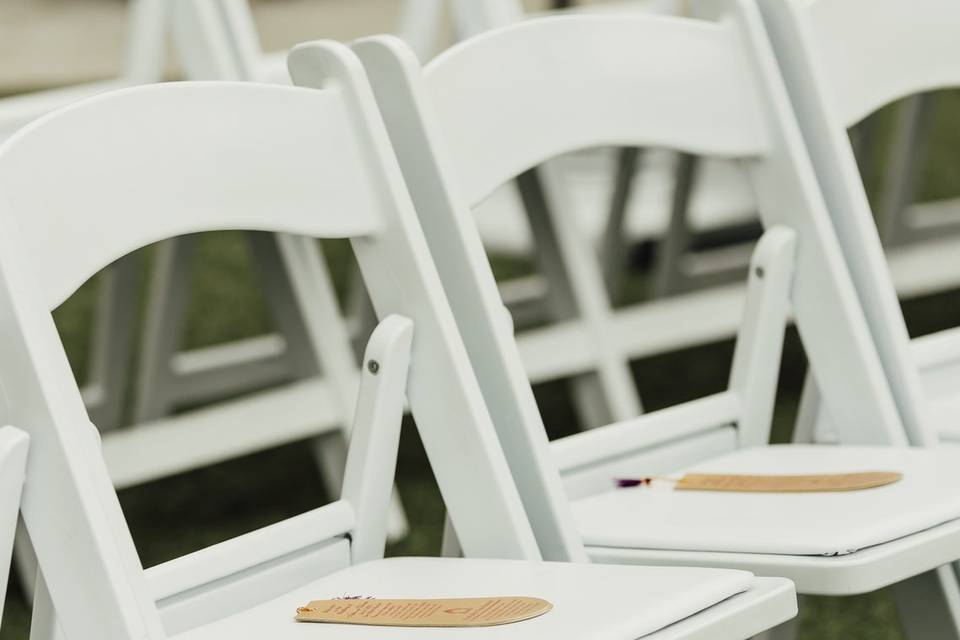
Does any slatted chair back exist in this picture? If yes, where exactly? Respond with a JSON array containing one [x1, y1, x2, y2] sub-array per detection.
[[348, 0, 911, 560]]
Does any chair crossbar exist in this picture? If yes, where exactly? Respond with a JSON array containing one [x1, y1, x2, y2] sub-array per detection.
[[164, 336, 292, 407], [146, 499, 355, 602], [102, 378, 342, 488], [517, 283, 748, 384], [553, 391, 740, 474]]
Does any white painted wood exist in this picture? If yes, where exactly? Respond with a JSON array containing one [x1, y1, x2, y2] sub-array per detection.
[[588, 514, 960, 596], [147, 501, 355, 603], [559, 427, 739, 501], [0, 83, 383, 311], [574, 445, 960, 556], [552, 392, 740, 476], [728, 227, 795, 448], [755, 0, 946, 448], [360, 10, 905, 445], [341, 315, 413, 564], [0, 57, 546, 637], [156, 0, 412, 538], [759, 6, 960, 628], [155, 539, 352, 635], [0, 47, 798, 640], [353, 5, 960, 632], [453, 0, 762, 353], [0, 0, 171, 462], [423, 17, 769, 209], [103, 379, 341, 488]]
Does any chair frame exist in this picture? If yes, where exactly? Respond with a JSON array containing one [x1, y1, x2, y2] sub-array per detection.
[[0, 52, 548, 637], [446, 0, 960, 400], [0, 46, 799, 640], [351, 3, 960, 635]]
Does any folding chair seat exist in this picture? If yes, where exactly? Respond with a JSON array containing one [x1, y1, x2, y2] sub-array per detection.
[[574, 445, 960, 589], [349, 1, 960, 631], [755, 0, 960, 453], [174, 558, 792, 640], [0, 47, 795, 639]]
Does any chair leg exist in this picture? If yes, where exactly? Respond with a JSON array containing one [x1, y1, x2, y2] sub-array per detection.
[[651, 152, 700, 297], [600, 147, 643, 303], [133, 237, 196, 422], [875, 95, 931, 247], [893, 566, 960, 640], [28, 570, 61, 640]]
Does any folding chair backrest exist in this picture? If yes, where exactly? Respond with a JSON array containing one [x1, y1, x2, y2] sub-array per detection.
[[350, 0, 911, 560], [0, 43, 540, 639], [757, 0, 960, 446]]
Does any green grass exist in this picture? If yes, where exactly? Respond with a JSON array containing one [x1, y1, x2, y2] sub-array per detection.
[[3, 90, 960, 639]]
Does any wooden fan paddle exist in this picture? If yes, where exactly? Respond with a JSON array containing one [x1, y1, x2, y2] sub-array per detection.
[[616, 471, 902, 492], [296, 596, 553, 627]]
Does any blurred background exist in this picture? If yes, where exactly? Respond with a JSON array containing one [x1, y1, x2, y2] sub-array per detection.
[[2, 1, 960, 639]]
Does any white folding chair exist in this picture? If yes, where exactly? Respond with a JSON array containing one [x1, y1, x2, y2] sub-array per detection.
[[756, 0, 960, 454], [0, 49, 795, 639], [352, 3, 960, 634], [0, 426, 28, 627]]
